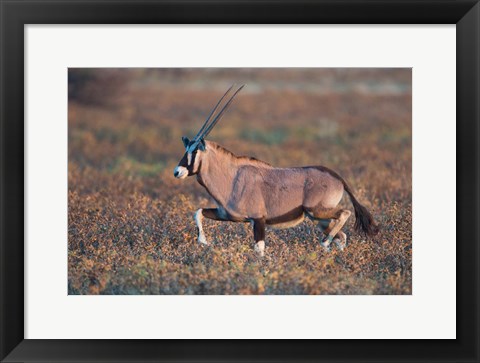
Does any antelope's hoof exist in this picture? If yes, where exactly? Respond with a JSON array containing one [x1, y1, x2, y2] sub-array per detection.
[[321, 244, 331, 252], [320, 236, 333, 251], [333, 238, 346, 251], [333, 232, 347, 251], [255, 250, 265, 258], [197, 234, 209, 245]]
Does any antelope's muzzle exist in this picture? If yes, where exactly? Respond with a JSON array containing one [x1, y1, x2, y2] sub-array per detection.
[[174, 166, 188, 179]]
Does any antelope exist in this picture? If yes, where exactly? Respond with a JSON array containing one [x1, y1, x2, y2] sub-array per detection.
[[174, 85, 378, 257]]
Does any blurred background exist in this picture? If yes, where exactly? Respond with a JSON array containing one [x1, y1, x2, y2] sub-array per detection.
[[68, 68, 412, 295]]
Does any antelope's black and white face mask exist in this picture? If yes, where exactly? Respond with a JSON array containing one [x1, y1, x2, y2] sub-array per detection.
[[174, 137, 206, 179], [172, 84, 244, 180]]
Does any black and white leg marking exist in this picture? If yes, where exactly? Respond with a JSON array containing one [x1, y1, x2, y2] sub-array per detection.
[[253, 218, 266, 257], [319, 219, 335, 251]]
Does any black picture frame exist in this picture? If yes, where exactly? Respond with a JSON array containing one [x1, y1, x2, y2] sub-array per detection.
[[1, 1, 479, 362]]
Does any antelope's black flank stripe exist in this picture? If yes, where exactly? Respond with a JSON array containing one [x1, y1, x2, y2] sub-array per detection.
[[266, 206, 304, 225]]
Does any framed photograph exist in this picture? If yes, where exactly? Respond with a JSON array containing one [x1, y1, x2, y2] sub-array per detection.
[[1, 1, 478, 362]]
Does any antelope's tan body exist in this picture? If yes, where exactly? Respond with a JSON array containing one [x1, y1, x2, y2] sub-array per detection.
[[196, 142, 344, 224]]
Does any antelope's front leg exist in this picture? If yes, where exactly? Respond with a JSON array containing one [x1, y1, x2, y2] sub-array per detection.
[[253, 218, 266, 257], [194, 209, 208, 245], [194, 208, 229, 245]]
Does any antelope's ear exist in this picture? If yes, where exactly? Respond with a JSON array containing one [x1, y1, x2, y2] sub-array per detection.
[[198, 139, 206, 151], [182, 136, 190, 148]]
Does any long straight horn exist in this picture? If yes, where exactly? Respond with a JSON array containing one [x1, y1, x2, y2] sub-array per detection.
[[193, 84, 235, 142], [198, 84, 245, 140]]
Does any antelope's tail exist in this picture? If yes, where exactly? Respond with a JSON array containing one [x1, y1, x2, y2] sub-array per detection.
[[342, 181, 379, 236]]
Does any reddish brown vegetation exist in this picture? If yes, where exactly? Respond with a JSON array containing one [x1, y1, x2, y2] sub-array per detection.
[[68, 68, 412, 294]]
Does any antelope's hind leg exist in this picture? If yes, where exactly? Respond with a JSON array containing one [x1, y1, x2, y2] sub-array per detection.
[[323, 210, 351, 251], [309, 209, 351, 251], [318, 219, 347, 251], [316, 219, 335, 251], [194, 208, 230, 245]]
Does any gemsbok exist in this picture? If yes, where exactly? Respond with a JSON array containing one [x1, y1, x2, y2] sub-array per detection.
[[174, 85, 378, 256]]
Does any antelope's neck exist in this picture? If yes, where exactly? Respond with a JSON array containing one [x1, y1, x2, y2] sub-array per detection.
[[196, 149, 238, 207]]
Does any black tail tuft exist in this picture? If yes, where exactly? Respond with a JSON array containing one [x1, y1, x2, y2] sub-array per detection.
[[344, 183, 379, 236]]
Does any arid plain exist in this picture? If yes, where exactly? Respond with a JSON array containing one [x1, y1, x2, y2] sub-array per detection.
[[68, 68, 412, 294]]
